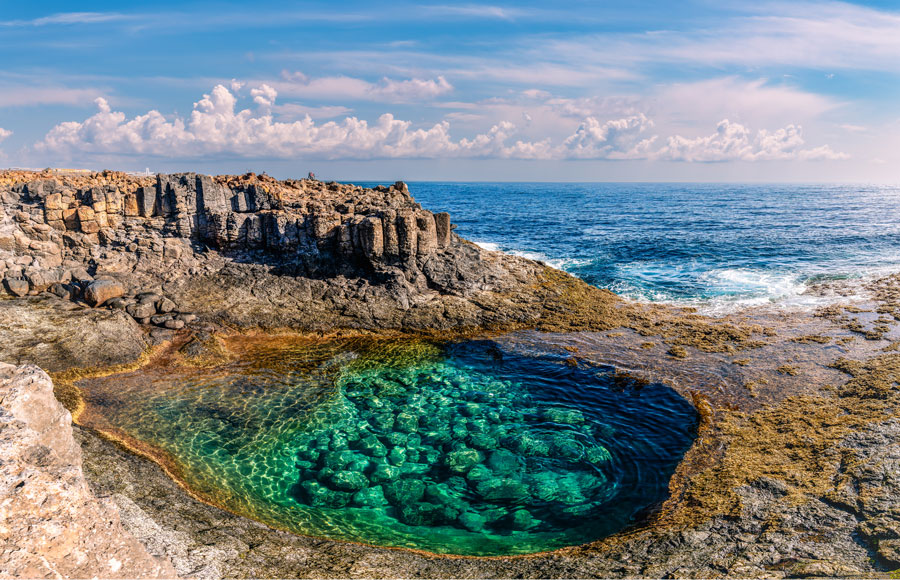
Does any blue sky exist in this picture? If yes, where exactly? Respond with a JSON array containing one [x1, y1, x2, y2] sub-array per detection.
[[0, 1, 898, 181]]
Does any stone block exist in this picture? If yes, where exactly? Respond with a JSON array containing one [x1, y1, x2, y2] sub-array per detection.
[[435, 212, 451, 248], [3, 277, 29, 297], [357, 216, 384, 260], [136, 186, 157, 217], [123, 194, 139, 217], [416, 211, 438, 255], [44, 193, 63, 210], [396, 210, 418, 258]]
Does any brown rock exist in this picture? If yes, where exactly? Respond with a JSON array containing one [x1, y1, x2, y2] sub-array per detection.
[[83, 279, 125, 307], [80, 220, 100, 234], [123, 193, 140, 217], [435, 212, 451, 248], [44, 192, 63, 210], [3, 277, 28, 297]]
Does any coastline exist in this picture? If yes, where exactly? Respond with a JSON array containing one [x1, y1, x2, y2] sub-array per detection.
[[1, 170, 898, 577]]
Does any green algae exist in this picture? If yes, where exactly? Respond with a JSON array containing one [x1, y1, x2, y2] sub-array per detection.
[[74, 338, 698, 556]]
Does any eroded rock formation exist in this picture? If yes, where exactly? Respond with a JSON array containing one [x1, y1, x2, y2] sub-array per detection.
[[0, 170, 542, 332], [0, 362, 175, 578]]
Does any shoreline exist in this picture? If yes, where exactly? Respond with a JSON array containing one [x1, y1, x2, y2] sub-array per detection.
[[1, 170, 899, 577]]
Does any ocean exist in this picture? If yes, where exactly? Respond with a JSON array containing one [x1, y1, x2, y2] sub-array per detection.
[[394, 182, 900, 312]]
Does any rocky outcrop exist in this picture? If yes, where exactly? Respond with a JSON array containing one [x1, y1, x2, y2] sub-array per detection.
[[0, 362, 175, 578], [0, 170, 540, 333]]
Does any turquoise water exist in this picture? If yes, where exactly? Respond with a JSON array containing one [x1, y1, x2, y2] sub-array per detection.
[[79, 339, 698, 556], [392, 182, 900, 309]]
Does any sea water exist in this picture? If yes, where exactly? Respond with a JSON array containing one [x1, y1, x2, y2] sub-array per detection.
[[78, 339, 697, 556], [394, 182, 900, 311]]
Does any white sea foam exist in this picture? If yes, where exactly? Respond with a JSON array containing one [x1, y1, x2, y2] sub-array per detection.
[[473, 241, 501, 252], [470, 241, 883, 315]]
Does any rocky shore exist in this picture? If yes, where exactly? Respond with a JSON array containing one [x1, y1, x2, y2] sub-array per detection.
[[1, 169, 899, 578]]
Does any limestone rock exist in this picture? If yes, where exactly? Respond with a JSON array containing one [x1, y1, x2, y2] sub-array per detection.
[[0, 363, 175, 579]]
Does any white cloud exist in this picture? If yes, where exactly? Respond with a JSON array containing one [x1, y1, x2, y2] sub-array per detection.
[[655, 77, 842, 128], [0, 85, 107, 108], [32, 85, 847, 164], [1, 12, 129, 27], [0, 128, 11, 143], [275, 71, 453, 103], [561, 114, 657, 160], [658, 119, 848, 162]]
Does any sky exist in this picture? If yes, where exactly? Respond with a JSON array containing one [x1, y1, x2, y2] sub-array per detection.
[[0, 0, 898, 182]]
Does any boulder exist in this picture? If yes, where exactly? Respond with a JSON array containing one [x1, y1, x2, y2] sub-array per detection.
[[83, 280, 125, 307], [3, 277, 28, 297], [383, 479, 425, 505], [446, 448, 483, 474], [126, 301, 156, 320], [329, 470, 369, 492]]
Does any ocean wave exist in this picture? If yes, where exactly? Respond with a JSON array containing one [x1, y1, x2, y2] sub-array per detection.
[[469, 240, 880, 315]]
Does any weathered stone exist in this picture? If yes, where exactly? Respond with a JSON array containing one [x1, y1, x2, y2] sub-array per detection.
[[135, 186, 157, 217], [357, 216, 384, 260], [396, 210, 418, 259], [123, 194, 140, 217], [435, 212, 451, 248], [3, 277, 29, 297], [416, 211, 438, 255], [44, 192, 63, 210], [84, 280, 125, 307], [157, 297, 176, 313], [163, 318, 185, 330], [126, 301, 156, 320], [0, 363, 176, 579]]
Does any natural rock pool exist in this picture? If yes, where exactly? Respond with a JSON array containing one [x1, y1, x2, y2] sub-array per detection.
[[77, 338, 698, 556]]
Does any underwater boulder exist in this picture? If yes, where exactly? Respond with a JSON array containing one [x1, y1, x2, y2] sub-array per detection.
[[370, 463, 401, 484], [352, 485, 388, 507], [446, 448, 483, 474], [486, 449, 521, 476], [330, 470, 369, 492], [474, 477, 529, 502], [383, 479, 426, 505]]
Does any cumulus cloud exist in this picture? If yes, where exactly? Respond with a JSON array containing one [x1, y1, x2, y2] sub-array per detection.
[[275, 71, 453, 103], [35, 85, 531, 160], [0, 128, 11, 143], [561, 114, 656, 159], [658, 119, 848, 162], [32, 85, 846, 163]]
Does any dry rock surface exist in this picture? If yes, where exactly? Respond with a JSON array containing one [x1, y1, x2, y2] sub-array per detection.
[[0, 362, 175, 579]]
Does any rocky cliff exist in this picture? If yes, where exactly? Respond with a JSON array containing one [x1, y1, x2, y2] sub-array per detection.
[[0, 170, 545, 333], [0, 362, 175, 578]]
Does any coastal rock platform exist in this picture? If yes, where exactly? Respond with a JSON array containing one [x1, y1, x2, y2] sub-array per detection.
[[1, 169, 899, 578]]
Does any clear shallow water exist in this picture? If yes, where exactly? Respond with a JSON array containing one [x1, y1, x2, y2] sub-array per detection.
[[391, 182, 900, 310], [79, 339, 697, 556]]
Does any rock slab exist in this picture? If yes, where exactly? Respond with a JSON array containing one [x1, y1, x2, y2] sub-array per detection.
[[0, 362, 175, 579]]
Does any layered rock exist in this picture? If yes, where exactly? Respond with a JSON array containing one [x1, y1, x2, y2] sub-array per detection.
[[0, 169, 540, 333], [0, 362, 175, 578]]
